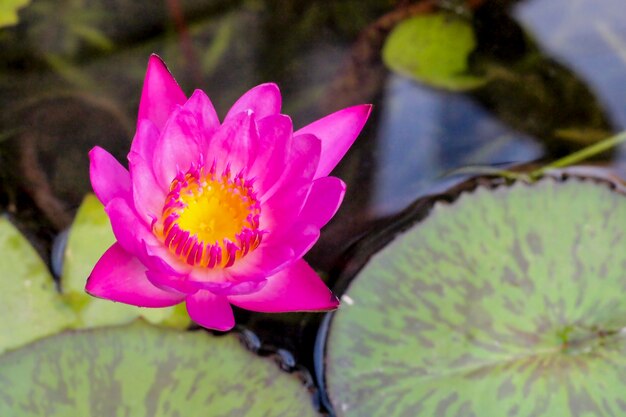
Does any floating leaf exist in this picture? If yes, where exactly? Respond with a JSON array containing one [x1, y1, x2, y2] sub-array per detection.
[[0, 217, 75, 354], [382, 13, 486, 91], [325, 178, 626, 416], [0, 322, 320, 417], [0, 0, 30, 27], [62, 194, 189, 329]]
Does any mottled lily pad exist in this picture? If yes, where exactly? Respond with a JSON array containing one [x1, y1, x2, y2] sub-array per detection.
[[0, 217, 75, 354], [382, 13, 486, 91], [62, 194, 189, 329], [0, 321, 320, 416], [325, 178, 626, 416]]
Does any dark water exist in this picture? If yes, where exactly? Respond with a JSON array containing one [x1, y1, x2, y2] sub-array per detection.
[[1, 0, 626, 411]]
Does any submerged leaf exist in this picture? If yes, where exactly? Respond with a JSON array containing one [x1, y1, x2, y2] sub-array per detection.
[[382, 13, 486, 91], [325, 178, 626, 416], [0, 217, 75, 354], [62, 194, 189, 329], [0, 322, 321, 416]]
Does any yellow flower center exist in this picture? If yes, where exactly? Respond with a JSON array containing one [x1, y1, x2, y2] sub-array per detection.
[[158, 162, 263, 268]]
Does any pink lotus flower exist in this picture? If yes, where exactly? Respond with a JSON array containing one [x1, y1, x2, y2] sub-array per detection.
[[86, 55, 371, 331]]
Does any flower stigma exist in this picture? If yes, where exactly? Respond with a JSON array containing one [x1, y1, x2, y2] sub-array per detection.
[[157, 160, 263, 268]]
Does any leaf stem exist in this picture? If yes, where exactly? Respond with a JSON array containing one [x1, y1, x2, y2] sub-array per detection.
[[443, 166, 528, 181], [531, 131, 626, 179]]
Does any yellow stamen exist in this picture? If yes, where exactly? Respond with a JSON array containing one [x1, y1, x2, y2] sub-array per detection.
[[157, 163, 262, 268]]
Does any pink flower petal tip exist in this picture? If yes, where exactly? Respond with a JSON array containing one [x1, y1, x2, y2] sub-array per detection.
[[86, 54, 371, 331]]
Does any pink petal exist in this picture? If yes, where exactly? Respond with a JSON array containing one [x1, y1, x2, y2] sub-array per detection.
[[285, 223, 320, 259], [295, 104, 372, 179], [186, 267, 233, 292], [299, 176, 346, 228], [227, 242, 295, 281], [259, 134, 320, 236], [105, 197, 156, 256], [247, 114, 292, 195], [152, 106, 202, 189], [256, 222, 318, 265], [204, 278, 268, 296], [145, 269, 197, 294], [205, 111, 258, 174], [86, 242, 185, 307], [260, 132, 320, 203], [89, 147, 130, 206], [129, 119, 160, 165], [185, 290, 235, 331], [128, 153, 166, 224], [224, 83, 281, 122], [186, 265, 267, 296], [227, 259, 339, 313], [138, 55, 187, 130], [141, 239, 193, 276], [184, 89, 220, 150]]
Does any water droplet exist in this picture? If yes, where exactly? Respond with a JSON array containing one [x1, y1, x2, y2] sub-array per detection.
[[341, 295, 354, 306]]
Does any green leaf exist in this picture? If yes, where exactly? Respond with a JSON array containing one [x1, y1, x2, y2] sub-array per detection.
[[0, 322, 321, 417], [325, 178, 626, 416], [0, 0, 30, 28], [382, 13, 486, 91], [0, 217, 75, 354], [62, 195, 190, 329]]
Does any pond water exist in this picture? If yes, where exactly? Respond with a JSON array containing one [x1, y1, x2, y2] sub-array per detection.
[[1, 0, 626, 414]]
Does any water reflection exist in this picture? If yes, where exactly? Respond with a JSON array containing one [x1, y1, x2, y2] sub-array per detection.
[[373, 74, 541, 216], [514, 0, 626, 165]]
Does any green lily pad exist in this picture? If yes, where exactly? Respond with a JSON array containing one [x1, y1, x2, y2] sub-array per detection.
[[0, 321, 320, 416], [382, 13, 486, 91], [0, 0, 30, 27], [0, 217, 75, 354], [62, 194, 189, 329], [325, 178, 626, 416]]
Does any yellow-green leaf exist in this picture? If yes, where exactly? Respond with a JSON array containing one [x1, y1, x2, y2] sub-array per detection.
[[62, 194, 190, 329], [383, 13, 486, 91], [0, 0, 31, 28], [0, 217, 75, 354]]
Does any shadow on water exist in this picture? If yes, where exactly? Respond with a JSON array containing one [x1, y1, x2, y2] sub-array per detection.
[[1, 0, 626, 412]]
